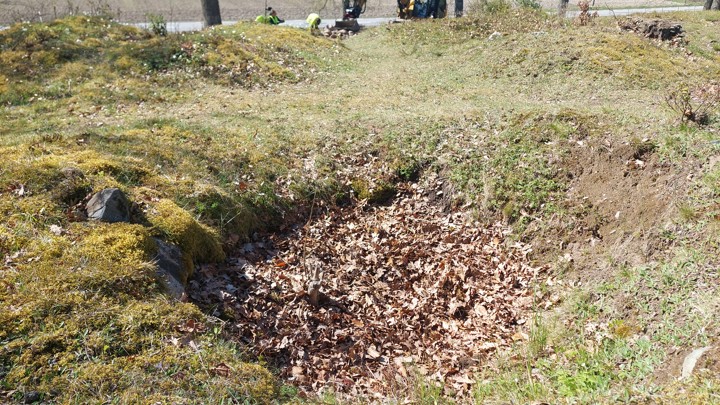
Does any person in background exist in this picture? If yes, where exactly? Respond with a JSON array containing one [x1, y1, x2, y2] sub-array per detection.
[[267, 8, 284, 24], [306, 13, 321, 32], [256, 7, 284, 24]]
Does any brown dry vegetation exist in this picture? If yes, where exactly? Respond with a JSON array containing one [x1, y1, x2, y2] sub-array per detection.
[[1, 6, 720, 404]]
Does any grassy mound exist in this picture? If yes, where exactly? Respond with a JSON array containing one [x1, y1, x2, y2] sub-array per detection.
[[0, 15, 345, 403], [385, 8, 560, 46], [0, 141, 280, 402], [384, 9, 720, 89], [0, 16, 339, 105]]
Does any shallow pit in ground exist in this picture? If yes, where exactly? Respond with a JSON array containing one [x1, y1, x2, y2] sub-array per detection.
[[189, 183, 547, 398], [526, 134, 689, 277]]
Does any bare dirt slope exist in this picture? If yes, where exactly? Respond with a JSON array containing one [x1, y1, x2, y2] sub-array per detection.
[[555, 139, 688, 280]]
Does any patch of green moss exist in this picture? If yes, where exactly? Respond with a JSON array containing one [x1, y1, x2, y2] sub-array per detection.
[[351, 178, 397, 204], [73, 151, 149, 186], [79, 222, 156, 266], [0, 154, 63, 194], [393, 158, 424, 182]]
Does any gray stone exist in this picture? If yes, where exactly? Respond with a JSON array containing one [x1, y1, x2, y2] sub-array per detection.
[[23, 391, 41, 404], [681, 346, 713, 379], [153, 238, 186, 300], [86, 188, 130, 223], [60, 167, 84, 179]]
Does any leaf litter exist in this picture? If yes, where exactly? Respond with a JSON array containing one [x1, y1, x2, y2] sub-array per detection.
[[189, 183, 546, 399]]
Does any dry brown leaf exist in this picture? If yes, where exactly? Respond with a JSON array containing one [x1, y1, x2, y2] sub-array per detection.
[[211, 363, 232, 377]]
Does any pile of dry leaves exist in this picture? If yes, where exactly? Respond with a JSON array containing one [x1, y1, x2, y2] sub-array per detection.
[[189, 184, 545, 399]]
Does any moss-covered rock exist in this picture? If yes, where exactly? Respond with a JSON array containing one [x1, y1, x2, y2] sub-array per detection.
[[148, 199, 225, 283], [0, 214, 276, 403]]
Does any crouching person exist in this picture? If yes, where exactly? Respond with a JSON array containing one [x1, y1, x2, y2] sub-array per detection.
[[256, 7, 284, 24], [306, 13, 321, 33]]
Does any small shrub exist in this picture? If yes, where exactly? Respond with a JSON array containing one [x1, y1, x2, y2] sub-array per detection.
[[516, 0, 541, 10], [575, 0, 597, 26], [665, 83, 720, 124], [471, 0, 512, 14], [146, 13, 168, 37]]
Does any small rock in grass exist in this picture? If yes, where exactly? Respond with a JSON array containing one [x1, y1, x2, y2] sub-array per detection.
[[488, 31, 502, 40], [23, 391, 41, 404], [154, 238, 187, 300], [681, 346, 713, 379], [86, 188, 130, 223]]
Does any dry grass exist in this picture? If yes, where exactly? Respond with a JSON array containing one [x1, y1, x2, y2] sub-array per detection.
[[2, 9, 720, 403]]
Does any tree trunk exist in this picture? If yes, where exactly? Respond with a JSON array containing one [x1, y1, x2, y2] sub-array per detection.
[[201, 0, 222, 26], [454, 0, 463, 17], [713, 0, 720, 10], [558, 0, 569, 16], [704, 0, 713, 9]]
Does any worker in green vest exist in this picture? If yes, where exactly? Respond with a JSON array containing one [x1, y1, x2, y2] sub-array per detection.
[[306, 13, 321, 32], [256, 7, 284, 24]]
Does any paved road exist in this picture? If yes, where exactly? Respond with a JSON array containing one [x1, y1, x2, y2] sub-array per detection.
[[135, 6, 702, 32], [133, 17, 396, 32], [0, 6, 706, 32], [567, 4, 701, 16]]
